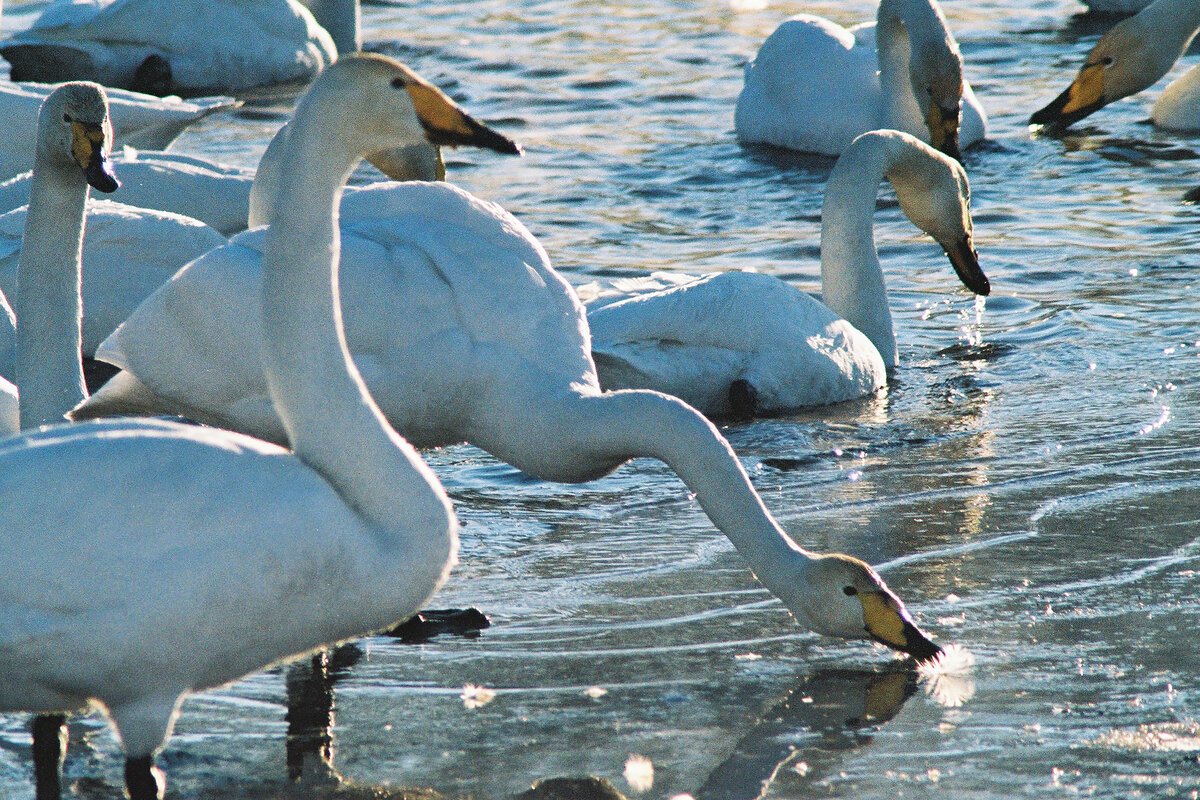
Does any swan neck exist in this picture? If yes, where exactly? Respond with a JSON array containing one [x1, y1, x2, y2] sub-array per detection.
[[820, 141, 897, 367], [876, 0, 955, 127], [579, 391, 813, 600], [248, 121, 290, 229], [15, 152, 88, 429], [259, 104, 454, 553], [1141, 0, 1200, 54]]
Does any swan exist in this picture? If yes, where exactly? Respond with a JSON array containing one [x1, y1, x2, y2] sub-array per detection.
[[0, 54, 523, 799], [1031, 0, 1200, 131], [584, 130, 989, 418], [74, 146, 944, 670], [0, 81, 238, 180], [734, 0, 987, 159], [0, 0, 338, 95]]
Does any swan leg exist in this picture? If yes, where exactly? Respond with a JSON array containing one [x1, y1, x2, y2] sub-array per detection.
[[31, 713, 67, 800], [123, 755, 164, 800], [285, 652, 338, 785]]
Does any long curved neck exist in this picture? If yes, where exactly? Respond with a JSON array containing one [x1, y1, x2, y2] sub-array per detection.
[[576, 390, 814, 608], [820, 140, 897, 368], [15, 148, 87, 430], [299, 0, 360, 55], [259, 106, 453, 548], [876, 0, 955, 128]]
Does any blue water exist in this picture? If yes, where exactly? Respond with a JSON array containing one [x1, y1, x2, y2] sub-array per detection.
[[2, 0, 1200, 797]]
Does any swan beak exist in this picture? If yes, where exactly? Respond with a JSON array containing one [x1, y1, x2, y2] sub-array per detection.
[[860, 589, 943, 663], [403, 79, 522, 156], [71, 120, 120, 194], [943, 234, 990, 296], [927, 103, 962, 162], [1030, 61, 1107, 129]]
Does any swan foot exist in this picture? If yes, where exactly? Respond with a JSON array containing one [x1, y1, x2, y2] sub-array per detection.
[[386, 607, 490, 643], [728, 379, 758, 419], [31, 713, 68, 800], [124, 755, 164, 800]]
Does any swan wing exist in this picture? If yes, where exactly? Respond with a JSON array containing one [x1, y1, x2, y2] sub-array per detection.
[[587, 271, 886, 414], [0, 417, 417, 706], [85, 183, 594, 447]]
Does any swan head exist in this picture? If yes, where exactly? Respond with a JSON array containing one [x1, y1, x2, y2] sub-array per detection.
[[37, 82, 120, 194], [796, 553, 943, 663], [1030, 14, 1174, 129], [879, 131, 989, 296], [293, 54, 521, 163], [911, 51, 965, 161], [900, 21, 967, 162]]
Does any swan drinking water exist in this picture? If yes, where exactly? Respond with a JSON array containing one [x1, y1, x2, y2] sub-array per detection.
[[0, 55, 520, 798], [75, 133, 945, 674], [734, 0, 987, 159], [1031, 0, 1200, 131], [586, 130, 990, 418]]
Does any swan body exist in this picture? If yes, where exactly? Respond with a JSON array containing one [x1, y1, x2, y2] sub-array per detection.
[[1, 55, 522, 797], [735, 0, 987, 159], [0, 81, 238, 180], [0, 149, 254, 235], [1031, 0, 1200, 130], [0, 198, 225, 375], [75, 153, 943, 669], [0, 0, 337, 94], [585, 130, 990, 417]]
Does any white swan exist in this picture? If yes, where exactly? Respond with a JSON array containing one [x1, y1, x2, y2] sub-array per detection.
[[1031, 0, 1200, 131], [0, 55, 519, 798], [74, 147, 944, 671], [585, 130, 989, 418], [734, 0, 987, 159], [0, 81, 238, 180], [0, 0, 338, 94]]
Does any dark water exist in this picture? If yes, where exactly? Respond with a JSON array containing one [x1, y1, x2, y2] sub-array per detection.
[[2, 0, 1200, 797]]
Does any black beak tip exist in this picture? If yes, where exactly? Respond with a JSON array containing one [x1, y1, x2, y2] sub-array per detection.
[[86, 155, 120, 194], [903, 624, 945, 664]]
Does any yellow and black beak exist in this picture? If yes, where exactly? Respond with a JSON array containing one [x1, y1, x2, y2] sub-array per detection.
[[401, 77, 521, 156], [70, 120, 119, 194], [859, 589, 943, 663], [1030, 61, 1107, 129], [927, 102, 963, 162], [943, 234, 990, 296]]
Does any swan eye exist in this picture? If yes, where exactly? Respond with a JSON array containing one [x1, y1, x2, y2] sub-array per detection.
[[843, 586, 858, 596], [1100, 56, 1115, 67], [62, 113, 72, 123], [391, 77, 407, 89]]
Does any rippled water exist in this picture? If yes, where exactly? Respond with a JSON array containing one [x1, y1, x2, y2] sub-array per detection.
[[3, 0, 1200, 797]]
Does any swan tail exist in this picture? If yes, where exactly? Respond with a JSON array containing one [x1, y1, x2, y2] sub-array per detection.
[[69, 370, 179, 421]]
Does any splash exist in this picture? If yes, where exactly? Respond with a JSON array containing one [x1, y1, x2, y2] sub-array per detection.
[[624, 754, 654, 793], [460, 684, 496, 709], [917, 643, 976, 707]]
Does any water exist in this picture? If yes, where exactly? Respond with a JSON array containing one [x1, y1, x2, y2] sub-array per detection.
[[2, 0, 1200, 797]]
